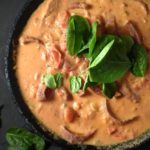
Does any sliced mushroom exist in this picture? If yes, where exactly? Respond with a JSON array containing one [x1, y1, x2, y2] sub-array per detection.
[[69, 2, 92, 9], [120, 116, 138, 124], [61, 126, 96, 144], [20, 36, 45, 46], [101, 99, 138, 125], [126, 21, 143, 44]]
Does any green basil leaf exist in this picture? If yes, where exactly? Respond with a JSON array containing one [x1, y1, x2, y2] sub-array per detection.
[[32, 136, 45, 150], [43, 73, 63, 89], [88, 22, 98, 57], [89, 40, 115, 68], [8, 146, 32, 150], [6, 128, 45, 150], [102, 82, 117, 99], [67, 15, 90, 56], [131, 44, 148, 76], [89, 36, 131, 83], [66, 18, 77, 56], [70, 76, 82, 93], [89, 35, 117, 62], [54, 73, 63, 88], [77, 44, 89, 55], [120, 35, 134, 54], [7, 146, 34, 150], [43, 74, 57, 89], [89, 61, 131, 83]]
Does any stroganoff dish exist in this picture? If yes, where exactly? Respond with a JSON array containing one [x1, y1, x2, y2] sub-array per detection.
[[15, 0, 150, 146]]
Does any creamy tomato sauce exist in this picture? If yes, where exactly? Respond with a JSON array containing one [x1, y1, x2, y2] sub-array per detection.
[[15, 0, 150, 146]]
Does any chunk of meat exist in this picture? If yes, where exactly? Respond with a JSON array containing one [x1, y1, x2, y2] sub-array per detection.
[[62, 60, 77, 74], [89, 86, 101, 95], [59, 30, 67, 52], [55, 11, 70, 29], [105, 16, 118, 34], [69, 2, 92, 9], [20, 36, 45, 46], [97, 16, 106, 35], [76, 90, 85, 97], [126, 21, 143, 44], [43, 0, 59, 19], [63, 107, 76, 123], [36, 84, 47, 101], [47, 45, 63, 69], [55, 87, 72, 101], [114, 91, 124, 99], [36, 83, 54, 101], [61, 126, 96, 144]]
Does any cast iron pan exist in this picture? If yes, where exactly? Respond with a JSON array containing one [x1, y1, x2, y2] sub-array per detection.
[[4, 0, 150, 149]]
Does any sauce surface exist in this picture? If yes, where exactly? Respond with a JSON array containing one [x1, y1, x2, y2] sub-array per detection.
[[15, 0, 150, 146]]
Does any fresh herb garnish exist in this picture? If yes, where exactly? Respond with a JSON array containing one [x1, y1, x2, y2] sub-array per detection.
[[6, 128, 45, 150], [89, 39, 115, 69], [67, 15, 90, 56], [43, 73, 63, 89], [88, 22, 98, 57], [131, 44, 148, 76], [102, 82, 117, 99], [120, 35, 134, 54], [70, 76, 82, 93], [89, 35, 132, 83], [66, 15, 148, 98], [54, 73, 63, 88], [77, 22, 98, 55]]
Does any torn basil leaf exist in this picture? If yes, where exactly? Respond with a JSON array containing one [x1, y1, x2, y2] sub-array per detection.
[[102, 82, 117, 99], [67, 15, 90, 56], [120, 35, 134, 54], [88, 22, 98, 57], [89, 35, 131, 83], [131, 44, 148, 77], [43, 73, 63, 89], [55, 73, 63, 88], [70, 76, 82, 93], [6, 128, 45, 150], [89, 40, 115, 69]]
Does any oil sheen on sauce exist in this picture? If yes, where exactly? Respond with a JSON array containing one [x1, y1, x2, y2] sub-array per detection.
[[15, 0, 150, 146]]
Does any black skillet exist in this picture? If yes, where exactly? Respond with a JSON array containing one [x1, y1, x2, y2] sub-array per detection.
[[4, 0, 150, 149]]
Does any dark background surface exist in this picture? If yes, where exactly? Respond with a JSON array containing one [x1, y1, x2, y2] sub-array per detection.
[[0, 0, 150, 149]]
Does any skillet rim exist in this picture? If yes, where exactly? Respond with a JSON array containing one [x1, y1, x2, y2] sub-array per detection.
[[4, 0, 150, 149]]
